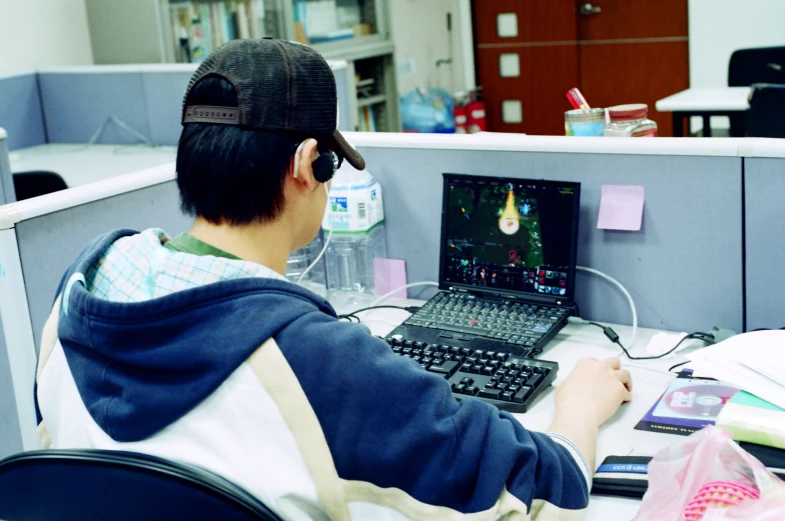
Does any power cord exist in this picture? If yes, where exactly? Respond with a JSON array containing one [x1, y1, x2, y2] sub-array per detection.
[[576, 266, 638, 347], [568, 316, 713, 360], [370, 281, 440, 307]]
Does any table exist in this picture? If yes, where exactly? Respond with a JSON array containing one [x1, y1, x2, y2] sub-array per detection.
[[655, 87, 752, 137], [352, 301, 697, 521], [9, 144, 177, 188]]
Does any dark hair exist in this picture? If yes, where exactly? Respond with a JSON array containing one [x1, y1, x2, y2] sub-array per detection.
[[176, 76, 302, 224]]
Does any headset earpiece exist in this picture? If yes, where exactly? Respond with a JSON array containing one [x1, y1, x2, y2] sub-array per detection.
[[312, 153, 336, 183], [293, 141, 336, 184]]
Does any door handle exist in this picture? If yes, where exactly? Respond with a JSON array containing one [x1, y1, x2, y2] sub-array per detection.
[[579, 3, 602, 16]]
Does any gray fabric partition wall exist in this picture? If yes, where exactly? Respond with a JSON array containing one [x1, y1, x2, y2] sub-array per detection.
[[37, 63, 353, 148], [0, 73, 47, 151], [357, 146, 745, 334], [744, 157, 785, 331], [0, 132, 13, 204]]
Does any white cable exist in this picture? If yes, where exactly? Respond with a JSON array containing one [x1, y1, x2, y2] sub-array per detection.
[[370, 281, 440, 307], [88, 116, 152, 146], [298, 227, 332, 284], [298, 182, 332, 284], [576, 266, 638, 348]]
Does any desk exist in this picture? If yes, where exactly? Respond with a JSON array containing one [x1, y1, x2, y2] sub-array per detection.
[[9, 144, 177, 188], [656, 87, 752, 137], [353, 301, 692, 520]]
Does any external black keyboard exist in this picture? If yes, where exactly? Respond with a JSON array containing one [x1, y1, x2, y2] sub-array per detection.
[[384, 336, 558, 413], [404, 292, 568, 347]]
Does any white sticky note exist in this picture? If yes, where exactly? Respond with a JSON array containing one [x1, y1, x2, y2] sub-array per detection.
[[497, 13, 518, 38], [597, 184, 645, 231], [499, 53, 520, 78], [502, 100, 523, 124]]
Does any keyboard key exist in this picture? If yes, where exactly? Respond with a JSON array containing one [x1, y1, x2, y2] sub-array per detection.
[[495, 353, 508, 361], [478, 388, 502, 400], [460, 363, 472, 372], [428, 361, 460, 377], [502, 391, 514, 402], [481, 366, 494, 376], [513, 386, 533, 404], [460, 377, 474, 385], [464, 386, 479, 396], [452, 383, 466, 394], [472, 364, 484, 374], [526, 373, 544, 388]]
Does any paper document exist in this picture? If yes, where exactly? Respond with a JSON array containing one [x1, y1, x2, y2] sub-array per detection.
[[687, 330, 785, 410]]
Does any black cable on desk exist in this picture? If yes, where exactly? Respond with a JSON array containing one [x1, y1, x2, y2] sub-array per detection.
[[337, 305, 421, 324], [584, 321, 711, 360]]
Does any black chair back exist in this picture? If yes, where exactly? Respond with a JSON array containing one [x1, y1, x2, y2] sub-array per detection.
[[12, 171, 68, 201], [728, 46, 785, 137], [0, 449, 283, 521], [746, 83, 785, 138]]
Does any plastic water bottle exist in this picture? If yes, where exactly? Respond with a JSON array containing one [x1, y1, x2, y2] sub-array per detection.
[[323, 161, 387, 309], [286, 232, 327, 296]]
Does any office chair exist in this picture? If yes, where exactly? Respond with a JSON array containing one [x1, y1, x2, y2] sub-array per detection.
[[728, 46, 785, 137], [746, 83, 785, 138], [0, 449, 284, 521], [12, 171, 68, 201]]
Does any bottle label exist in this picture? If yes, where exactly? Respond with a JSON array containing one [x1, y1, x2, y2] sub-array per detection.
[[324, 180, 384, 232]]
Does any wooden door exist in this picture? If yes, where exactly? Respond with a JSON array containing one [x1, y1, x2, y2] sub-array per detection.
[[472, 0, 688, 136], [577, 0, 689, 136], [472, 0, 579, 135]]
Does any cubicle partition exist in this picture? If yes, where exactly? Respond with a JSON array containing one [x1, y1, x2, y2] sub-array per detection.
[[741, 140, 785, 331], [0, 129, 13, 204], [353, 134, 744, 334], [0, 134, 753, 458], [0, 163, 188, 457], [0, 72, 47, 151], [37, 61, 353, 148]]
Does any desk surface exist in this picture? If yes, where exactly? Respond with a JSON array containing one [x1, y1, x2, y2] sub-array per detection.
[[9, 144, 177, 188], [656, 87, 751, 113], [354, 301, 693, 521]]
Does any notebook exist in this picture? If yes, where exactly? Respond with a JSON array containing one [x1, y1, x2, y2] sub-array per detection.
[[388, 173, 581, 357]]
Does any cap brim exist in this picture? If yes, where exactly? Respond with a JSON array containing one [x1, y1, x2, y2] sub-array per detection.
[[328, 131, 366, 171]]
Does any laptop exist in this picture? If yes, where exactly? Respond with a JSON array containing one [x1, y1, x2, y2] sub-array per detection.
[[388, 173, 581, 358]]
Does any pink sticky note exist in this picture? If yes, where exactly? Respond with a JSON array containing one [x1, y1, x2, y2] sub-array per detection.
[[374, 258, 408, 297], [597, 184, 645, 231]]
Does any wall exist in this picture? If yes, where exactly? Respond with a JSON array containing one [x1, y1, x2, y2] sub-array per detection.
[[0, 0, 94, 76], [388, 0, 468, 97], [688, 0, 785, 130]]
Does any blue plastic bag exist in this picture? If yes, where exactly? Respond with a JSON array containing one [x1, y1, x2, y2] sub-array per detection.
[[400, 88, 455, 133]]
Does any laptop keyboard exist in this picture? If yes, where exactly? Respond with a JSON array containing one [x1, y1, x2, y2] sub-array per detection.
[[384, 336, 558, 413], [404, 292, 568, 346]]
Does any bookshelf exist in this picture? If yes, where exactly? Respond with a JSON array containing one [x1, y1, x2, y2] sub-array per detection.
[[84, 0, 400, 132]]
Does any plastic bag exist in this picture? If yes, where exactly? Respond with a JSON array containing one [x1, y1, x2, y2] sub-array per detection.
[[634, 426, 785, 521], [400, 88, 455, 134]]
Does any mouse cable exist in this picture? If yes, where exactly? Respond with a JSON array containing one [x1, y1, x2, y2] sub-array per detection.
[[568, 317, 711, 360]]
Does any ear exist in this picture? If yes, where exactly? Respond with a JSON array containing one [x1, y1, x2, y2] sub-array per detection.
[[292, 138, 320, 190]]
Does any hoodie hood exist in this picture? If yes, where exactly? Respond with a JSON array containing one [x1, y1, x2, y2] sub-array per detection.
[[53, 229, 336, 442]]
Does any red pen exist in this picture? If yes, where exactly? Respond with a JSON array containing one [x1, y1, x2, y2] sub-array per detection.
[[567, 88, 590, 111]]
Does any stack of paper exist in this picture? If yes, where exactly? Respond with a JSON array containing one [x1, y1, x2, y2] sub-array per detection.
[[686, 330, 785, 410], [716, 390, 785, 449]]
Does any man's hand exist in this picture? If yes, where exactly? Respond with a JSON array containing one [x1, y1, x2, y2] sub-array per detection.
[[555, 357, 633, 429]]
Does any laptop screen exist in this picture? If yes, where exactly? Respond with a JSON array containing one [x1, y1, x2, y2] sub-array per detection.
[[440, 174, 581, 301]]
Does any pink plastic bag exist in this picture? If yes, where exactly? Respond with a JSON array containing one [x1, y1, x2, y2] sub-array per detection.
[[634, 426, 785, 521]]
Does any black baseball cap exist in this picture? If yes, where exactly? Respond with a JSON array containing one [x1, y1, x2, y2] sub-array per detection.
[[181, 38, 365, 170]]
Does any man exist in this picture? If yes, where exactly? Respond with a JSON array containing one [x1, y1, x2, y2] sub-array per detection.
[[35, 39, 632, 520]]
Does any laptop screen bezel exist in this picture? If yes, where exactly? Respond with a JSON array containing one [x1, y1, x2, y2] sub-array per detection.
[[438, 173, 581, 305]]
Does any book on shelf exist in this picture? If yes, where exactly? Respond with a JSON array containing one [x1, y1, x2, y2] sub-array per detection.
[[359, 106, 377, 132], [168, 0, 264, 64]]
